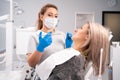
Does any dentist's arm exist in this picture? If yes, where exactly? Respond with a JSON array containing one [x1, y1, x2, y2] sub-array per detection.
[[27, 32, 52, 67]]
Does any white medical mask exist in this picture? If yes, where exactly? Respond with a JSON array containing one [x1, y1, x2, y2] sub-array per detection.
[[44, 17, 58, 29]]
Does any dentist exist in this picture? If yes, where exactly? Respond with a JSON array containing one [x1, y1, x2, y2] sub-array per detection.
[[26, 3, 73, 68]]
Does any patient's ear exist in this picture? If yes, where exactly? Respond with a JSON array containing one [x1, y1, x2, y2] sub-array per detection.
[[85, 35, 89, 40], [81, 34, 90, 48]]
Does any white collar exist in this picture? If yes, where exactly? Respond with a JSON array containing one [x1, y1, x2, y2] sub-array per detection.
[[36, 30, 47, 36]]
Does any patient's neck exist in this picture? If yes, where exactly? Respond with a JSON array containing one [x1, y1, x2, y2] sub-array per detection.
[[73, 43, 82, 52]]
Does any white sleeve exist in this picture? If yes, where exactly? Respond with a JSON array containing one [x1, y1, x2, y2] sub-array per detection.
[[26, 34, 37, 54]]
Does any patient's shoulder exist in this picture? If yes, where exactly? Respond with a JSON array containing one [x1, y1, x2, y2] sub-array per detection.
[[52, 55, 85, 73], [49, 56, 85, 80]]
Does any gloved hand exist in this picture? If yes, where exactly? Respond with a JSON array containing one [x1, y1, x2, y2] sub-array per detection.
[[37, 32, 52, 52], [65, 32, 73, 48]]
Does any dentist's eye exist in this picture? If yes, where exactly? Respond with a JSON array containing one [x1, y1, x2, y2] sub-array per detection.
[[55, 15, 58, 18], [48, 14, 52, 17]]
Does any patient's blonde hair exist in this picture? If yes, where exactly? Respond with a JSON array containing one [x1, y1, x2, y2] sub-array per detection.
[[82, 22, 109, 76]]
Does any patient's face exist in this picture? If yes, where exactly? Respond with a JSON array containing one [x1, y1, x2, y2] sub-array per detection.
[[72, 23, 89, 45]]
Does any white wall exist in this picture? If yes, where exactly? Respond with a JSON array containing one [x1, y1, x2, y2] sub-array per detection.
[[0, 0, 120, 50], [14, 0, 120, 32]]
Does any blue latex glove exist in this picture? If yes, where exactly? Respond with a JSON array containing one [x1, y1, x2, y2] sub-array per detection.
[[37, 32, 52, 52], [65, 32, 73, 48]]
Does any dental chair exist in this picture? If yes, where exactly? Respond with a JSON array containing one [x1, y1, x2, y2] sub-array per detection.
[[16, 27, 36, 79], [85, 48, 109, 80], [16, 27, 35, 60]]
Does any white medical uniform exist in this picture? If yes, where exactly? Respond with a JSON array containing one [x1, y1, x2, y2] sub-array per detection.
[[27, 30, 66, 63]]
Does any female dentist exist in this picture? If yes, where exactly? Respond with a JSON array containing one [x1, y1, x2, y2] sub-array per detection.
[[26, 3, 73, 68], [25, 3, 73, 80]]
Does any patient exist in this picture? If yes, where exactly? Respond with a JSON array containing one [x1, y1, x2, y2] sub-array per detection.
[[36, 22, 110, 80]]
